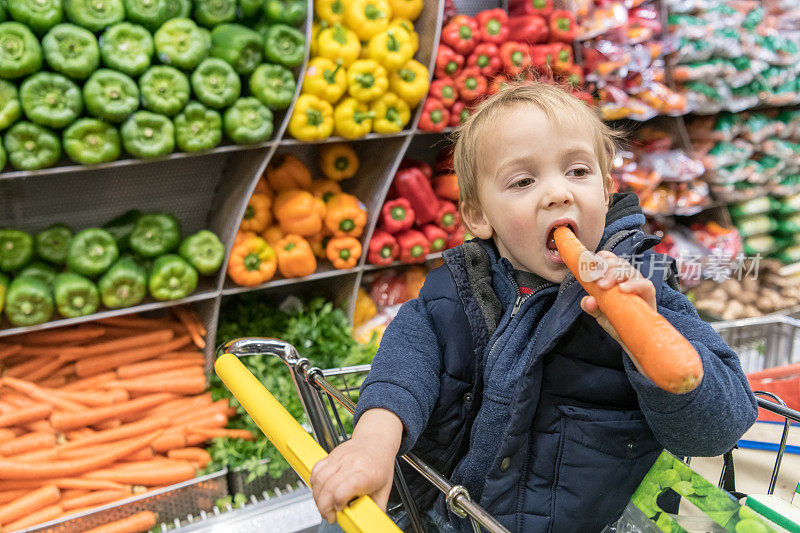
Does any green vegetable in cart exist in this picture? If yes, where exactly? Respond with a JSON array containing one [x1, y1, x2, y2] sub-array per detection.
[[154, 18, 210, 70], [0, 273, 8, 315], [35, 223, 73, 265], [64, 0, 125, 32], [238, 0, 263, 19], [63, 118, 120, 165], [7, 0, 62, 35], [120, 111, 175, 158], [123, 0, 168, 31], [19, 261, 58, 288], [99, 23, 154, 77], [98, 257, 146, 308], [20, 72, 83, 129], [179, 229, 224, 275], [130, 213, 181, 257], [249, 63, 296, 110], [66, 228, 119, 278], [0, 22, 43, 79], [264, 0, 307, 26], [83, 69, 140, 123], [0, 229, 33, 272], [193, 0, 235, 28], [263, 24, 305, 68], [139, 66, 190, 117], [191, 58, 240, 109], [42, 24, 100, 80], [165, 0, 191, 18], [4, 276, 53, 326], [0, 80, 21, 129], [54, 272, 99, 317], [223, 97, 273, 144], [174, 101, 222, 152], [102, 209, 141, 250], [4, 121, 61, 170], [210, 24, 263, 75], [148, 253, 198, 300]]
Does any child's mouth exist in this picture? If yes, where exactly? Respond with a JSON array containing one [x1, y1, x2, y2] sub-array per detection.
[[545, 221, 577, 264]]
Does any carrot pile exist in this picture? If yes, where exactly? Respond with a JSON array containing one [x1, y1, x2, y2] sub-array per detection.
[[0, 307, 255, 532]]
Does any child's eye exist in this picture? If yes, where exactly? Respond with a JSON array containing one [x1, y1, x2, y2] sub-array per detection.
[[567, 167, 591, 178], [512, 177, 535, 188]]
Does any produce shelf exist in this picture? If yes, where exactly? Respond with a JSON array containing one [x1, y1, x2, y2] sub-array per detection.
[[278, 130, 413, 146], [222, 266, 361, 296], [361, 253, 445, 273]]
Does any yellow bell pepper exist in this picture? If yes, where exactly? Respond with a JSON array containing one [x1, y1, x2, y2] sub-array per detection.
[[388, 59, 429, 106], [302, 57, 347, 103], [346, 59, 388, 102], [353, 287, 377, 327], [309, 21, 328, 57], [319, 143, 359, 181], [367, 28, 415, 71], [390, 18, 418, 51], [334, 97, 375, 139], [317, 24, 361, 67], [315, 0, 345, 24], [288, 94, 334, 141], [387, 0, 422, 21], [370, 92, 410, 133], [344, 0, 392, 41]]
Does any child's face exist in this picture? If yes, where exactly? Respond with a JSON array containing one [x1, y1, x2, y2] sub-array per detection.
[[464, 104, 610, 283]]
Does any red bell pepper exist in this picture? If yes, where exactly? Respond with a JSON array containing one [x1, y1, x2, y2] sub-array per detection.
[[501, 42, 531, 77], [454, 67, 487, 103], [508, 0, 553, 18], [509, 15, 549, 44], [421, 224, 448, 253], [432, 173, 459, 201], [368, 229, 399, 265], [394, 167, 439, 224], [572, 91, 594, 107], [549, 10, 577, 43], [529, 43, 554, 72], [430, 79, 458, 107], [564, 63, 584, 89], [449, 101, 469, 127], [488, 74, 510, 95], [551, 42, 573, 71], [418, 98, 450, 133], [446, 226, 465, 249], [435, 146, 454, 174], [436, 200, 460, 233], [434, 44, 464, 79], [466, 43, 502, 77], [399, 158, 432, 180], [441, 15, 479, 56], [397, 229, 430, 263], [475, 9, 509, 45], [380, 198, 415, 233]]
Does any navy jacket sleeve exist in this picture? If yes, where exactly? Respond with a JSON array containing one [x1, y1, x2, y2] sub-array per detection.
[[353, 288, 444, 455], [622, 284, 758, 457]]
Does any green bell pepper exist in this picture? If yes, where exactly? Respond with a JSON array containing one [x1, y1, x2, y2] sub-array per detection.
[[54, 272, 99, 317], [0, 273, 8, 315], [191, 58, 240, 109], [35, 223, 73, 265], [174, 101, 222, 152], [120, 111, 175, 158], [4, 121, 61, 170], [42, 24, 100, 80], [193, 0, 235, 28], [210, 23, 263, 75], [0, 80, 20, 129], [263, 24, 305, 68], [8, 0, 62, 35], [0, 22, 43, 79], [20, 72, 83, 129], [19, 261, 58, 288], [165, 0, 191, 18], [148, 253, 197, 300], [98, 257, 146, 308], [224, 97, 273, 144], [179, 229, 224, 275], [154, 18, 210, 70], [123, 0, 169, 32], [0, 2, 5, 23], [264, 0, 306, 26], [67, 228, 119, 278], [4, 276, 53, 326], [63, 118, 120, 165], [0, 229, 33, 272], [249, 63, 295, 110], [64, 0, 125, 32], [83, 69, 140, 123], [238, 0, 263, 19], [139, 66, 190, 117], [103, 209, 141, 250], [129, 213, 180, 257], [99, 23, 154, 77]]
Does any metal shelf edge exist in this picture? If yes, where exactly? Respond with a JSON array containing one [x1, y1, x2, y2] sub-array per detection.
[[221, 267, 361, 296]]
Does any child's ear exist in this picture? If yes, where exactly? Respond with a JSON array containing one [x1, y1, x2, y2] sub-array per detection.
[[461, 202, 493, 240], [603, 175, 614, 205]]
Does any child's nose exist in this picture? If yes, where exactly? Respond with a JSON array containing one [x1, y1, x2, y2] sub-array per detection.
[[540, 180, 574, 209]]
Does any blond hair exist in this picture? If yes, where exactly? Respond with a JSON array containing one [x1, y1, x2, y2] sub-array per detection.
[[452, 82, 619, 211]]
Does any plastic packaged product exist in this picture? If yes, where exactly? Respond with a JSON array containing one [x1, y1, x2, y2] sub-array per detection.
[[636, 82, 690, 116], [772, 174, 800, 196], [774, 192, 800, 215], [772, 245, 800, 263], [668, 14, 708, 40], [729, 197, 775, 219], [736, 214, 777, 237], [778, 109, 800, 138], [775, 212, 800, 236], [675, 37, 715, 63], [741, 114, 781, 144], [761, 138, 800, 162], [683, 80, 728, 114], [673, 61, 721, 82], [743, 234, 778, 255], [765, 81, 800, 106], [758, 155, 787, 181], [709, 162, 749, 185], [699, 140, 754, 170], [577, 2, 628, 40], [640, 150, 705, 181]]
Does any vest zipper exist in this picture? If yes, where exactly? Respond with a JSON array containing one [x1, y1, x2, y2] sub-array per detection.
[[485, 275, 525, 371], [510, 295, 524, 319]]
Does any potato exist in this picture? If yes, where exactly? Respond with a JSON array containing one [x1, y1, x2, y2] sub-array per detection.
[[721, 278, 743, 297], [756, 296, 776, 313], [744, 305, 762, 318], [710, 288, 729, 302], [738, 290, 758, 305], [695, 299, 726, 316], [722, 300, 746, 320], [742, 277, 760, 293]]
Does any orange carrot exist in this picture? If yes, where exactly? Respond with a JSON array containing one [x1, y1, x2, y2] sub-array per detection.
[[17, 326, 105, 345], [0, 403, 51, 428], [98, 315, 176, 329], [54, 363, 76, 377], [2, 377, 86, 412], [4, 357, 49, 378], [0, 345, 22, 362], [93, 419, 122, 431], [150, 430, 186, 453], [149, 393, 212, 417], [0, 479, 132, 492], [5, 503, 62, 531], [0, 393, 35, 407], [61, 489, 130, 510], [81, 510, 157, 533], [38, 375, 67, 388], [10, 448, 57, 461], [25, 419, 54, 433], [59, 444, 153, 462], [60, 372, 117, 391], [75, 336, 191, 377], [60, 489, 88, 499], [50, 389, 118, 407], [0, 432, 56, 456], [24, 358, 66, 382], [0, 484, 60, 524], [60, 417, 170, 450], [554, 226, 703, 394], [168, 448, 211, 468], [0, 490, 29, 504], [117, 359, 204, 379], [84, 462, 195, 486], [0, 429, 16, 442], [50, 393, 173, 431], [59, 330, 175, 362], [172, 399, 229, 425], [172, 308, 206, 349], [107, 373, 206, 396], [157, 351, 204, 361], [189, 428, 255, 441]]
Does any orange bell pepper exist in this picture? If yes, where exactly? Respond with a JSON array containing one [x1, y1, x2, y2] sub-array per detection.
[[240, 193, 272, 233], [234, 230, 258, 246], [266, 154, 312, 191], [326, 237, 362, 269], [308, 232, 332, 260], [253, 175, 274, 198], [274, 190, 323, 236], [227, 235, 277, 286], [276, 235, 317, 278], [262, 225, 284, 247], [319, 143, 359, 181], [324, 193, 367, 237], [310, 178, 343, 204]]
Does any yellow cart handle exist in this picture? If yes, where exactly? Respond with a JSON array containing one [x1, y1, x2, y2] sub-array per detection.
[[215, 352, 402, 533]]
